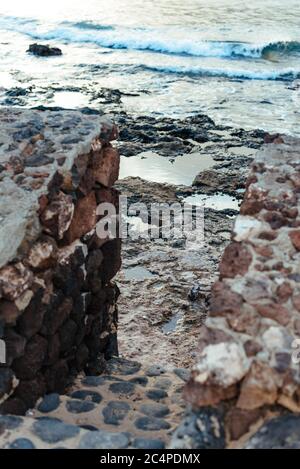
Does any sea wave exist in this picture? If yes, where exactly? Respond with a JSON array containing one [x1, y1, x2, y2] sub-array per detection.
[[0, 15, 300, 61], [138, 64, 300, 81]]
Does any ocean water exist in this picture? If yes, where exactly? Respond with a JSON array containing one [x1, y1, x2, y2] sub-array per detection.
[[0, 0, 299, 135]]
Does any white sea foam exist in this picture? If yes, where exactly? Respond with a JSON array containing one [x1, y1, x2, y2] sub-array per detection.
[[0, 15, 299, 61]]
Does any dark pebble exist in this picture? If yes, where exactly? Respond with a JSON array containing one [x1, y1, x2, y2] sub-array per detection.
[[173, 368, 191, 382], [140, 403, 170, 418], [79, 430, 129, 449], [154, 378, 172, 390], [82, 376, 106, 387], [132, 438, 165, 449], [146, 389, 168, 401], [70, 390, 102, 404], [32, 417, 79, 443], [109, 382, 136, 396], [80, 425, 99, 432], [38, 394, 61, 413], [66, 400, 95, 414], [130, 376, 148, 387], [7, 438, 35, 449], [135, 416, 170, 431], [0, 415, 23, 430], [102, 401, 130, 425], [171, 408, 225, 449], [244, 415, 300, 449], [145, 365, 166, 377], [106, 357, 141, 376]]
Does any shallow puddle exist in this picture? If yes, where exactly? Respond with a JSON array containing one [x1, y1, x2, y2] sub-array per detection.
[[123, 266, 155, 281], [119, 151, 216, 186], [162, 312, 183, 334], [183, 193, 240, 211], [227, 146, 257, 157], [52, 91, 90, 109]]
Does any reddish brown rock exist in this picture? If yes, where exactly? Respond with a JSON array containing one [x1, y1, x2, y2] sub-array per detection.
[[92, 145, 120, 188], [184, 379, 237, 408], [40, 191, 74, 240], [219, 242, 252, 279], [100, 238, 122, 283], [0, 300, 20, 324], [276, 282, 293, 303], [27, 238, 57, 271], [255, 245, 273, 258], [244, 340, 263, 357], [0, 263, 33, 301], [65, 191, 97, 243], [210, 281, 244, 316], [289, 230, 300, 251], [226, 408, 263, 441], [264, 211, 287, 230], [254, 302, 291, 326], [293, 295, 300, 312], [237, 361, 278, 410]]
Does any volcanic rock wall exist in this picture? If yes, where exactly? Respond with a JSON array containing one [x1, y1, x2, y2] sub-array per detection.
[[0, 108, 121, 414], [184, 137, 300, 443]]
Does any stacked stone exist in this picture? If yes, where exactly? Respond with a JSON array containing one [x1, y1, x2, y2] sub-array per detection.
[[184, 137, 300, 442], [0, 108, 121, 414]]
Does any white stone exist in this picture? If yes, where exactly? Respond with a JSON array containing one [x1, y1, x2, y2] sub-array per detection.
[[194, 342, 250, 387], [233, 216, 264, 242]]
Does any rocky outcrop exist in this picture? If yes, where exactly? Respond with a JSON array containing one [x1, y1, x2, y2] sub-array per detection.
[[0, 108, 120, 413], [182, 137, 300, 444], [27, 44, 62, 57]]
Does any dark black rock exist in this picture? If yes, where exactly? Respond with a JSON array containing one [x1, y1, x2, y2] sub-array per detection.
[[146, 389, 168, 401], [66, 400, 95, 414], [80, 425, 98, 432], [109, 381, 136, 396], [32, 417, 79, 443], [129, 376, 148, 387], [145, 364, 166, 377], [38, 394, 61, 413], [27, 44, 62, 57], [82, 376, 106, 387], [79, 430, 129, 449], [140, 403, 170, 418], [107, 358, 141, 376], [244, 415, 300, 449], [135, 416, 170, 431], [0, 415, 23, 430], [70, 390, 102, 404], [102, 401, 130, 425], [154, 378, 172, 390], [171, 408, 225, 449], [7, 438, 36, 449], [132, 438, 165, 449], [173, 368, 191, 382], [0, 369, 14, 399]]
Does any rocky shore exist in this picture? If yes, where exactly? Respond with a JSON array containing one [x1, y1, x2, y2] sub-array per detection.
[[1, 98, 299, 449]]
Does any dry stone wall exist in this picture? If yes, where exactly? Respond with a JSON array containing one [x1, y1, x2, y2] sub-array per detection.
[[184, 137, 300, 442], [0, 108, 121, 414]]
